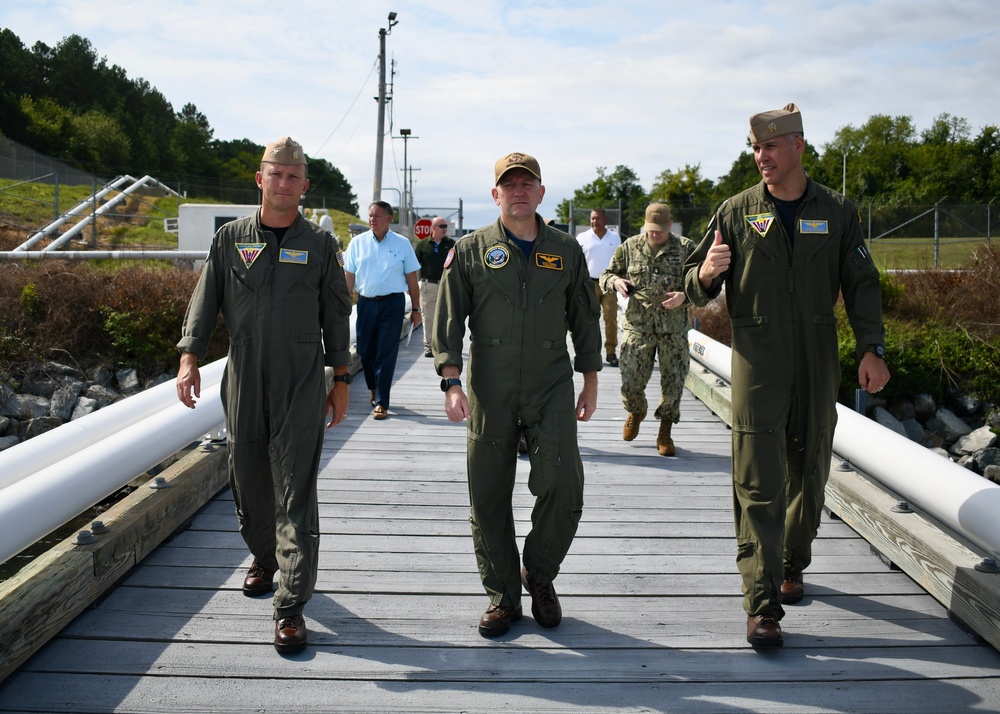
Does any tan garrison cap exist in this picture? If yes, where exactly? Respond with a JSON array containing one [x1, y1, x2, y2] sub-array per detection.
[[642, 203, 672, 233], [494, 152, 541, 185], [749, 103, 803, 143], [262, 136, 307, 165]]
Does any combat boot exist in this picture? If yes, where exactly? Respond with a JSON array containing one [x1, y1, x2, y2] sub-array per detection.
[[623, 411, 645, 441], [657, 420, 676, 456]]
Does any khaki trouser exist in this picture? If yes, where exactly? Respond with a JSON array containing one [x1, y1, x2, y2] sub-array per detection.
[[420, 279, 440, 351], [593, 281, 618, 356]]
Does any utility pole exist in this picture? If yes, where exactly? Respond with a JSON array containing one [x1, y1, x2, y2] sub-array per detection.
[[373, 11, 398, 202]]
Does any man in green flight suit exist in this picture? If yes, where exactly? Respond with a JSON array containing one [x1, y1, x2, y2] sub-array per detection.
[[601, 203, 695, 456], [176, 137, 353, 654], [683, 104, 890, 649], [433, 152, 602, 637]]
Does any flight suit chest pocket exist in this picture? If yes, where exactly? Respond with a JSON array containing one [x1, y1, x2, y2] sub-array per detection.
[[228, 250, 270, 292]]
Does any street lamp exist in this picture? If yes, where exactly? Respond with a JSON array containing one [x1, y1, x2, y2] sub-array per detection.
[[394, 128, 418, 231], [373, 11, 399, 202]]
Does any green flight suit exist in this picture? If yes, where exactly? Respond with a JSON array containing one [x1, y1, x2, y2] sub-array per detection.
[[600, 232, 696, 423], [683, 180, 884, 619], [178, 211, 352, 619], [433, 215, 602, 607]]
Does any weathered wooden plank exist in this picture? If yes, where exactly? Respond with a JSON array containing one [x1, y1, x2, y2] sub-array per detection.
[[826, 465, 1000, 652], [58, 589, 967, 648], [119, 566, 928, 598], [0, 443, 228, 683], [14, 638, 1000, 682], [3, 674, 999, 714]]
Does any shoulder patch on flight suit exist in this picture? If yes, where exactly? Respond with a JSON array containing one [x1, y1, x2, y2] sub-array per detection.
[[236, 242, 266, 269], [443, 247, 456, 268], [535, 253, 563, 270], [336, 250, 345, 267], [799, 219, 829, 234], [279, 248, 308, 264], [745, 213, 774, 238], [484, 245, 510, 269]]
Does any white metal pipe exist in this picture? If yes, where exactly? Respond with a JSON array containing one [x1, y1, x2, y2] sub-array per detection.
[[0, 359, 226, 491], [14, 175, 134, 251], [687, 328, 1000, 561], [0, 383, 225, 566], [44, 175, 159, 251]]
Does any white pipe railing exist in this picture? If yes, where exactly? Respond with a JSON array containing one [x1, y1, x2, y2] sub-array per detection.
[[687, 328, 1000, 562], [0, 379, 225, 566], [0, 360, 226, 491]]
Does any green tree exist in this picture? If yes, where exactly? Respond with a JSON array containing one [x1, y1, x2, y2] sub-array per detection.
[[69, 109, 132, 167], [648, 163, 715, 238], [170, 103, 215, 175], [831, 115, 917, 205], [556, 165, 648, 235], [902, 113, 973, 203]]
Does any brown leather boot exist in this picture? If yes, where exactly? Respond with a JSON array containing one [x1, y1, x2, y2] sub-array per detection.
[[623, 411, 645, 441], [657, 420, 675, 456]]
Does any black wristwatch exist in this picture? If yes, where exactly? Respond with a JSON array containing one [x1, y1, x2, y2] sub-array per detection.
[[333, 373, 353, 385], [440, 377, 462, 392], [865, 344, 886, 359]]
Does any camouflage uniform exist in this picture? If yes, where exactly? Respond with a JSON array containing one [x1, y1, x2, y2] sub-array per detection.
[[600, 232, 695, 422]]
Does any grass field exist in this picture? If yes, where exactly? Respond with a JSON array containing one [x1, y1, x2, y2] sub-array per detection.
[[868, 237, 994, 270]]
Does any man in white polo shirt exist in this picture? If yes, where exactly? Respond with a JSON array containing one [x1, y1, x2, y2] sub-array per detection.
[[577, 208, 622, 366]]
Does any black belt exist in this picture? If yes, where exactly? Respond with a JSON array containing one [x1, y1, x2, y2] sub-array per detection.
[[360, 292, 401, 300]]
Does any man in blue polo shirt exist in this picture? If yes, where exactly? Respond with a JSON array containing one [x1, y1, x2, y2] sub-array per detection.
[[343, 201, 422, 420]]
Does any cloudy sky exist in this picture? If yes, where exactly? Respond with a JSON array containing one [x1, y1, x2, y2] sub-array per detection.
[[3, 0, 999, 229]]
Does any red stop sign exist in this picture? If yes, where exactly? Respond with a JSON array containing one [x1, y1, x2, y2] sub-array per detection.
[[414, 218, 433, 240]]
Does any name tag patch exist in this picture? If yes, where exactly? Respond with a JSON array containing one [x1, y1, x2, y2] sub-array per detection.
[[745, 213, 774, 238], [279, 248, 308, 264], [799, 219, 829, 234], [236, 242, 266, 269], [535, 253, 563, 270]]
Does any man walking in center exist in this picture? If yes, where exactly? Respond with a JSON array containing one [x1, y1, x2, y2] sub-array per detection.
[[415, 216, 455, 358], [577, 208, 622, 366], [176, 136, 353, 654], [683, 103, 889, 649], [601, 203, 694, 456], [343, 201, 422, 420], [433, 152, 602, 638]]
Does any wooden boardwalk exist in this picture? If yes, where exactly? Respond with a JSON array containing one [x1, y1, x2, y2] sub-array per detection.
[[3, 334, 1000, 712]]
